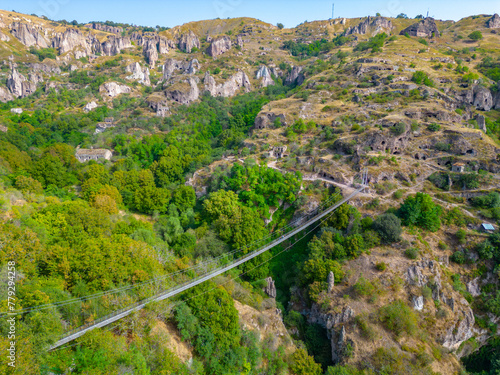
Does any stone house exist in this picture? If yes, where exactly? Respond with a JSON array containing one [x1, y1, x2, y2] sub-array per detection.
[[75, 148, 112, 162], [270, 145, 287, 158]]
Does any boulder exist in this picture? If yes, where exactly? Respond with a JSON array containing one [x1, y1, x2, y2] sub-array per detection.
[[125, 62, 150, 85], [256, 65, 275, 87], [284, 66, 304, 86], [178, 30, 200, 53], [487, 13, 500, 28], [345, 16, 393, 35], [83, 101, 98, 112], [399, 18, 440, 37], [99, 82, 131, 97], [207, 35, 231, 57], [204, 71, 252, 97], [10, 22, 48, 48]]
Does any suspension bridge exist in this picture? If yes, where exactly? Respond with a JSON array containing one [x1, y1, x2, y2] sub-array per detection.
[[9, 174, 368, 351]]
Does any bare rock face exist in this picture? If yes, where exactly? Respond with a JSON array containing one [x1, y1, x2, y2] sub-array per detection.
[[83, 101, 98, 112], [162, 58, 200, 80], [0, 87, 13, 103], [487, 13, 500, 28], [400, 18, 440, 37], [413, 295, 424, 311], [165, 78, 200, 104], [308, 304, 354, 329], [178, 30, 200, 53], [10, 22, 48, 48], [86, 22, 123, 34], [284, 66, 304, 86], [237, 34, 244, 48], [7, 68, 37, 98], [101, 35, 132, 56], [51, 28, 88, 54], [143, 39, 159, 68], [263, 277, 277, 298], [99, 82, 131, 97], [467, 278, 481, 297], [125, 62, 150, 85], [442, 303, 475, 350], [327, 271, 335, 293], [207, 35, 232, 57], [0, 31, 10, 42], [254, 111, 287, 130], [204, 71, 252, 97], [256, 65, 275, 87], [345, 16, 393, 35], [472, 86, 494, 111], [27, 62, 61, 74]]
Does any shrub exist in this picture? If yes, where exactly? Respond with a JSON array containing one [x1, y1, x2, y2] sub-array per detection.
[[379, 300, 418, 336], [468, 31, 483, 41], [411, 71, 434, 87], [451, 250, 466, 264], [277, 23, 284, 29], [372, 213, 402, 243], [392, 190, 404, 199], [422, 285, 432, 300], [355, 314, 377, 340], [456, 229, 467, 244], [418, 38, 428, 46], [375, 262, 387, 271], [354, 276, 375, 297], [427, 123, 441, 132], [405, 247, 419, 259]]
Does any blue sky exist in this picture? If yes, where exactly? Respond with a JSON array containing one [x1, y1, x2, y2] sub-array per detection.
[[2, 0, 499, 28]]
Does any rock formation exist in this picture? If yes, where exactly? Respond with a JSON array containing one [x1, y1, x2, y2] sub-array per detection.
[[165, 78, 200, 104], [0, 87, 13, 103], [83, 101, 98, 112], [10, 22, 48, 48], [99, 82, 131, 97], [126, 62, 150, 85], [207, 35, 232, 57], [400, 18, 440, 37], [256, 65, 275, 87], [345, 16, 393, 35], [51, 28, 89, 55], [327, 271, 335, 293], [263, 277, 277, 298], [487, 13, 500, 28], [284, 66, 305, 86], [178, 30, 200, 53], [162, 58, 200, 80], [442, 303, 475, 350], [204, 71, 252, 97], [85, 22, 123, 34], [7, 68, 37, 98]]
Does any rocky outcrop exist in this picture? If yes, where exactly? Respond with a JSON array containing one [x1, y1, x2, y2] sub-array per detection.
[[327, 271, 335, 293], [126, 62, 150, 85], [0, 31, 10, 42], [162, 58, 200, 80], [345, 16, 393, 35], [10, 22, 48, 48], [400, 18, 440, 37], [0, 87, 13, 103], [27, 62, 61, 74], [256, 65, 275, 87], [204, 71, 252, 97], [85, 22, 123, 34], [263, 277, 277, 298], [143, 39, 159, 68], [254, 111, 287, 129], [413, 295, 424, 310], [165, 78, 200, 104], [101, 35, 132, 56], [7, 68, 37, 98], [284, 66, 305, 86], [51, 28, 88, 54], [207, 35, 231, 57], [178, 30, 200, 53], [99, 82, 131, 97], [442, 303, 475, 350], [83, 101, 98, 112], [455, 85, 496, 111], [487, 14, 500, 28], [236, 34, 244, 48]]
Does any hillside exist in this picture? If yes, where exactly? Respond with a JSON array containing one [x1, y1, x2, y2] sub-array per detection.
[[0, 8, 500, 375]]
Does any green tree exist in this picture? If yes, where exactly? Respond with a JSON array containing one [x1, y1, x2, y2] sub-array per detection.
[[397, 192, 441, 232], [290, 348, 322, 375], [372, 213, 402, 243], [468, 31, 483, 41]]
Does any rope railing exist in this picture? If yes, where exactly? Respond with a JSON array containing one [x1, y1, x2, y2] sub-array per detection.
[[49, 185, 365, 350]]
